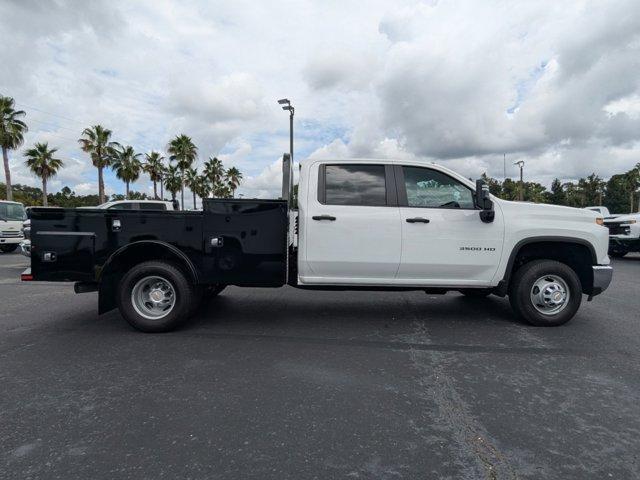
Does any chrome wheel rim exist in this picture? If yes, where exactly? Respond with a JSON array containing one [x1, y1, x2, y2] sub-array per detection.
[[131, 276, 176, 320], [530, 274, 569, 316]]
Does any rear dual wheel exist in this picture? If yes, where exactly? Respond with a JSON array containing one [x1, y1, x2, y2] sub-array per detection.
[[117, 261, 197, 333]]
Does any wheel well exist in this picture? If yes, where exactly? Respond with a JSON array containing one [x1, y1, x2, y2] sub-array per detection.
[[507, 241, 594, 295], [98, 241, 198, 314]]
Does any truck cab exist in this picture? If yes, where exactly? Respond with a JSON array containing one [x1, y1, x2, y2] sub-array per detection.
[[0, 200, 26, 253]]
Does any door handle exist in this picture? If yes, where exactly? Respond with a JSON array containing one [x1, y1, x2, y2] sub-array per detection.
[[312, 215, 336, 221], [406, 217, 430, 223]]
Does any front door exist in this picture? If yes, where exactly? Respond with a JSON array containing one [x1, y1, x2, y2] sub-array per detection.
[[395, 165, 504, 285], [301, 163, 401, 283]]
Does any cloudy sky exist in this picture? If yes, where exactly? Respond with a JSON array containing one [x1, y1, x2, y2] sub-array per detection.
[[1, 0, 639, 200]]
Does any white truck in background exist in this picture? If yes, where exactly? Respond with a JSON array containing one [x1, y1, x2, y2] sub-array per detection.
[[0, 200, 26, 253], [585, 206, 640, 257]]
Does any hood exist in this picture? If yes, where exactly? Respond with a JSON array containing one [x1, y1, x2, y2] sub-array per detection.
[[497, 199, 599, 220], [606, 213, 640, 223]]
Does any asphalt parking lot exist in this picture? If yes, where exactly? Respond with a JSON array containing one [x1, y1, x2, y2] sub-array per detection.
[[1, 251, 639, 479]]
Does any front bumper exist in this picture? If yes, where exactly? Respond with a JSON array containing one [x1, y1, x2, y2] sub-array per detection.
[[591, 265, 613, 297], [609, 236, 640, 251], [0, 236, 22, 245]]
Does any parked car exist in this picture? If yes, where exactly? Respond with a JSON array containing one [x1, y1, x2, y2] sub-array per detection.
[[0, 200, 26, 253], [24, 157, 612, 332]]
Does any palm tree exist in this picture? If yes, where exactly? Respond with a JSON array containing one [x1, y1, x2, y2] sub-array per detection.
[[111, 145, 142, 199], [23, 142, 63, 206], [225, 167, 243, 198], [143, 151, 165, 199], [0, 96, 28, 201], [203, 156, 225, 197], [164, 164, 182, 204], [184, 167, 200, 210], [78, 125, 119, 204], [193, 175, 211, 204], [167, 134, 197, 209]]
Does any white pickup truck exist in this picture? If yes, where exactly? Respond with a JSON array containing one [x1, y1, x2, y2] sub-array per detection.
[[586, 206, 640, 257], [25, 157, 612, 331]]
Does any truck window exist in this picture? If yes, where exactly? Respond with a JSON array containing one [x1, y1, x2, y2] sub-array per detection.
[[321, 164, 387, 206], [139, 203, 166, 210], [0, 202, 26, 221], [108, 203, 137, 210], [401, 166, 474, 209]]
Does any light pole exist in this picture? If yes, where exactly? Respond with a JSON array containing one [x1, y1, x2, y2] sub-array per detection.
[[278, 98, 294, 162], [514, 160, 525, 201]]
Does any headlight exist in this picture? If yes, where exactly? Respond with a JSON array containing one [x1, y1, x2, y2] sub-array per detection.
[[595, 218, 604, 226], [621, 219, 637, 225]]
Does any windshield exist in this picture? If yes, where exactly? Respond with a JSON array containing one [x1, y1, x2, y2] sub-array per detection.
[[0, 202, 27, 221]]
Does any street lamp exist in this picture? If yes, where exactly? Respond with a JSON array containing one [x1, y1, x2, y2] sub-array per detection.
[[514, 160, 525, 201], [278, 98, 294, 162]]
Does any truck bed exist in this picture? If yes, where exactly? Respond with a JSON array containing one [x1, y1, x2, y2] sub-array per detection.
[[30, 198, 288, 287]]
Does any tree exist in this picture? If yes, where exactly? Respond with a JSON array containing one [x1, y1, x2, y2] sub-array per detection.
[[581, 173, 605, 207], [0, 95, 28, 201], [111, 145, 142, 199], [203, 156, 225, 197], [225, 167, 243, 198], [184, 167, 200, 209], [23, 143, 64, 206], [78, 125, 119, 204], [143, 151, 165, 199], [192, 174, 211, 207], [625, 164, 640, 213], [164, 164, 182, 204], [523, 182, 547, 203], [548, 178, 565, 205], [501, 178, 519, 201], [604, 174, 628, 213], [167, 134, 197, 209], [480, 173, 502, 196]]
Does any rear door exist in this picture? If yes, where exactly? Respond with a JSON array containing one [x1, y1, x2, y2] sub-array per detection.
[[302, 163, 401, 283], [395, 165, 504, 284]]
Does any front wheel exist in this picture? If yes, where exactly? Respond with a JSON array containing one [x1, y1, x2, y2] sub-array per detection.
[[509, 260, 582, 327], [0, 244, 18, 253], [609, 249, 628, 258], [117, 261, 196, 332]]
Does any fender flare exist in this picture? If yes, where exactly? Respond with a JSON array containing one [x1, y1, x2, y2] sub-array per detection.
[[99, 240, 199, 283], [497, 236, 597, 292]]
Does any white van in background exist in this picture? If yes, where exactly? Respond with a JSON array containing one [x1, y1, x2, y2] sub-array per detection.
[[0, 200, 26, 253]]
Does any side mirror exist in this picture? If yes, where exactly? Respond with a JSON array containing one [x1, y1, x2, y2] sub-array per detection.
[[475, 179, 495, 223]]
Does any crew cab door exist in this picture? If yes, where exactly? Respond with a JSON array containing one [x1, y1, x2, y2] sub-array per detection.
[[395, 165, 504, 284], [300, 163, 401, 283]]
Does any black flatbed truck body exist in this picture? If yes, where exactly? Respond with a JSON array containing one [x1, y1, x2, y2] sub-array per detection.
[[30, 199, 288, 309]]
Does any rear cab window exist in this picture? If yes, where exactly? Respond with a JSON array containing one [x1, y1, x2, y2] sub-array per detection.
[[318, 164, 394, 206]]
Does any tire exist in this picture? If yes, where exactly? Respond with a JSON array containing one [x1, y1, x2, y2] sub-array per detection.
[[508, 260, 582, 327], [0, 244, 18, 253], [460, 288, 492, 298], [609, 249, 627, 258], [117, 261, 196, 333]]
